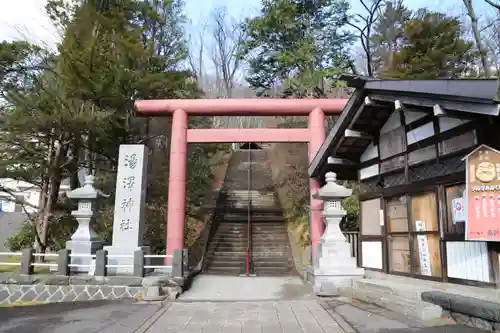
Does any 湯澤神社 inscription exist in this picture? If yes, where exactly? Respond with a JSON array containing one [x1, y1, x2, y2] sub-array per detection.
[[110, 146, 148, 248]]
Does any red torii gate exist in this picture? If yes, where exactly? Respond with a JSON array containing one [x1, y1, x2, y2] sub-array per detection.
[[134, 98, 347, 260]]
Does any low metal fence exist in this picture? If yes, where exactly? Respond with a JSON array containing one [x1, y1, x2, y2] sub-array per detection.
[[0, 248, 186, 278]]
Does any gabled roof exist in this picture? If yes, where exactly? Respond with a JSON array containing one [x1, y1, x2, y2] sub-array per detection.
[[309, 74, 500, 180], [461, 144, 500, 161]]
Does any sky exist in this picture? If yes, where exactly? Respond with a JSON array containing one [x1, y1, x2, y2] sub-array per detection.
[[0, 0, 493, 51]]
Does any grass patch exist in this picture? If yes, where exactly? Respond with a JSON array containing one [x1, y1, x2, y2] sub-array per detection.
[[0, 256, 51, 274], [0, 301, 48, 307]]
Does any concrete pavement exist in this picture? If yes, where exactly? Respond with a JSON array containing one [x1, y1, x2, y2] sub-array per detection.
[[0, 275, 492, 333], [141, 300, 346, 333], [179, 275, 314, 301], [0, 300, 162, 333]]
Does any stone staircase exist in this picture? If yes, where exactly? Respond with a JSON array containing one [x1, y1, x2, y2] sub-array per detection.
[[203, 149, 295, 276]]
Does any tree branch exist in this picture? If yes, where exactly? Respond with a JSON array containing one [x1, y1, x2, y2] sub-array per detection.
[[485, 0, 500, 10]]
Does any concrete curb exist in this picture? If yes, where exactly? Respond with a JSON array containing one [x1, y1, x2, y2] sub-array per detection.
[[338, 287, 442, 321]]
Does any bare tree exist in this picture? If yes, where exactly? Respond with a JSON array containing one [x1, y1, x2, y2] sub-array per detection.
[[484, 14, 500, 75], [485, 0, 500, 11], [186, 7, 259, 130], [187, 27, 207, 86], [463, 0, 492, 77], [347, 0, 385, 76], [209, 7, 246, 98]]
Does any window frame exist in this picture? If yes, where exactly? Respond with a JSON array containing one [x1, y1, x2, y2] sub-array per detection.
[[442, 182, 467, 241], [384, 190, 442, 281]]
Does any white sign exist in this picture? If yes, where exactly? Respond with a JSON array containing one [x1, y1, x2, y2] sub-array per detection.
[[415, 220, 432, 276], [452, 197, 466, 224], [111, 145, 148, 248], [379, 209, 384, 226]]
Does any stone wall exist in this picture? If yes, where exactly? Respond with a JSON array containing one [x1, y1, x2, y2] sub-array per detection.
[[0, 274, 183, 305], [422, 291, 500, 332]]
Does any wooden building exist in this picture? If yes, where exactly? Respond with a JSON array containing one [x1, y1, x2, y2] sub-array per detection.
[[309, 74, 500, 286]]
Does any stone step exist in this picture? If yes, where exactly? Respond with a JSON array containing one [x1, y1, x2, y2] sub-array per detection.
[[339, 286, 442, 321], [252, 260, 293, 267], [218, 215, 285, 220], [205, 253, 290, 259], [220, 207, 283, 213], [204, 264, 292, 274], [217, 224, 287, 229], [351, 278, 430, 300], [210, 236, 288, 243], [222, 199, 276, 204], [215, 225, 287, 231], [208, 242, 289, 248], [217, 222, 286, 226], [217, 213, 284, 219], [252, 226, 287, 231], [211, 240, 288, 246], [207, 244, 289, 251], [214, 229, 288, 236], [220, 206, 279, 210], [203, 267, 244, 275], [207, 245, 289, 253], [215, 227, 287, 233], [206, 244, 247, 251], [253, 243, 289, 248], [207, 259, 246, 267], [205, 249, 289, 260], [216, 227, 286, 232], [208, 241, 248, 247], [205, 257, 292, 267], [253, 267, 294, 276]]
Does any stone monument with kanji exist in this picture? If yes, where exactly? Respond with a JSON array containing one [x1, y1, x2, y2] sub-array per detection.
[[104, 144, 150, 274]]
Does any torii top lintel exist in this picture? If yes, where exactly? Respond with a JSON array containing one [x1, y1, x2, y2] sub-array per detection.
[[134, 98, 347, 117]]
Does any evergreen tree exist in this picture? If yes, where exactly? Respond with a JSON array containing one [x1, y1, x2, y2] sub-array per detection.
[[370, 0, 411, 75], [1, 0, 225, 253], [240, 0, 352, 97], [383, 11, 476, 79]]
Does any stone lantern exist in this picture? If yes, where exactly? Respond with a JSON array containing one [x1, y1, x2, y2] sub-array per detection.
[[311, 171, 364, 296], [66, 175, 109, 273]]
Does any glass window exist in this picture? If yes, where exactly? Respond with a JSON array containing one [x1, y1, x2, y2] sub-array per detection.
[[445, 184, 466, 234], [411, 234, 442, 277], [388, 235, 410, 273], [361, 199, 382, 235], [387, 196, 408, 232], [410, 192, 439, 232]]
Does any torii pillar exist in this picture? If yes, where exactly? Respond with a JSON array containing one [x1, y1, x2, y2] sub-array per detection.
[[308, 108, 326, 262], [134, 98, 347, 262]]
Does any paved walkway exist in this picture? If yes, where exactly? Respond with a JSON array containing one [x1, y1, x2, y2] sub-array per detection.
[[179, 275, 314, 301], [0, 275, 490, 333], [141, 300, 346, 333]]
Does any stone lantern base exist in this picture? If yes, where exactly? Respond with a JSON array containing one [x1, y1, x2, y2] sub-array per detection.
[[311, 232, 364, 296], [66, 239, 103, 274]]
